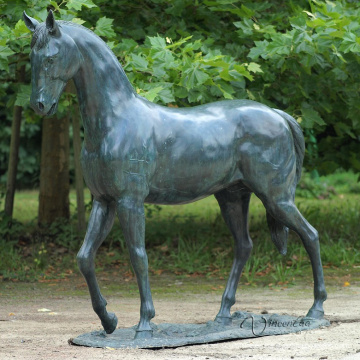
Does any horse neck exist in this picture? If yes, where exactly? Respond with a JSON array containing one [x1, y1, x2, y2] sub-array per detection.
[[62, 24, 136, 148]]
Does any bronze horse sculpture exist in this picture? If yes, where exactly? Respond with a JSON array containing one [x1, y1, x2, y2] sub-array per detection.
[[24, 10, 327, 340]]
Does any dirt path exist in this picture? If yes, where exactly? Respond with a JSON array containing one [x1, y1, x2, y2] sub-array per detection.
[[0, 275, 359, 360]]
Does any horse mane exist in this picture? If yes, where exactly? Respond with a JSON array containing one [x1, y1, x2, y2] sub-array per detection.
[[31, 23, 50, 50], [32, 20, 107, 50]]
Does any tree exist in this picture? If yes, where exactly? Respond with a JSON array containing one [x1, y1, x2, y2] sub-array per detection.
[[1, 0, 360, 226], [0, 0, 94, 221], [4, 65, 25, 218], [38, 113, 70, 224]]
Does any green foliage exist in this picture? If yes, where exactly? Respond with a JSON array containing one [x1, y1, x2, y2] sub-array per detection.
[[1, 0, 360, 188], [0, 0, 85, 188], [121, 34, 256, 105], [1, 178, 359, 281], [297, 169, 360, 198], [242, 1, 360, 173], [94, 16, 116, 38], [89, 0, 359, 172]]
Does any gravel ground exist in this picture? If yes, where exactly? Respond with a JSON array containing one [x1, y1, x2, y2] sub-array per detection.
[[0, 276, 359, 360]]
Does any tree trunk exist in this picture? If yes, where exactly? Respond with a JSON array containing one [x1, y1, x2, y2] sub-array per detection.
[[72, 97, 86, 232], [38, 114, 70, 225], [4, 65, 26, 218]]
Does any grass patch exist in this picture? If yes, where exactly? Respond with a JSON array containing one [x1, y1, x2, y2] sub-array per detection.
[[0, 172, 359, 287]]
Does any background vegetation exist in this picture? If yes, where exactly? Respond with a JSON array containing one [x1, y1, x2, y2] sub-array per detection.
[[0, 0, 359, 283], [1, 172, 359, 285]]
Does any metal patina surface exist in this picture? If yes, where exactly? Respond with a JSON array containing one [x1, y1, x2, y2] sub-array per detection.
[[24, 10, 328, 345], [72, 312, 330, 349]]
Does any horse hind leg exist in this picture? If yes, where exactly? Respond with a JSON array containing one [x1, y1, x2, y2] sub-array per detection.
[[214, 188, 253, 325], [77, 199, 118, 334], [261, 190, 327, 319]]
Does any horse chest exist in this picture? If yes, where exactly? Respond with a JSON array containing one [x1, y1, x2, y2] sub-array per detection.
[[81, 145, 154, 199]]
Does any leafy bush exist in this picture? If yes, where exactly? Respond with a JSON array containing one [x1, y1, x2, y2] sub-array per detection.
[[297, 171, 337, 199], [1, 0, 360, 190]]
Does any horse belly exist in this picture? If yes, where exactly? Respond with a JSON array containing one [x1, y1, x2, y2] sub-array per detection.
[[146, 151, 240, 205]]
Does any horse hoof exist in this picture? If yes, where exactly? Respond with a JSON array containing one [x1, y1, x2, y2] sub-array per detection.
[[215, 315, 232, 326], [102, 312, 118, 334], [134, 330, 153, 340], [306, 308, 324, 319]]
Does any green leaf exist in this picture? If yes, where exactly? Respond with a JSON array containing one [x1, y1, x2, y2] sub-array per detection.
[[0, 45, 15, 59], [174, 86, 188, 99], [130, 54, 148, 71], [71, 18, 86, 25], [339, 32, 360, 53], [234, 19, 254, 36], [219, 68, 232, 81], [0, 45, 15, 72], [158, 88, 175, 103], [152, 64, 166, 78], [13, 20, 30, 37], [216, 84, 233, 99], [204, 0, 241, 4], [266, 34, 293, 56], [182, 40, 202, 54], [94, 17, 116, 39], [15, 85, 31, 107], [301, 103, 326, 128], [142, 86, 162, 102], [206, 2, 254, 17], [248, 41, 269, 60], [331, 68, 348, 81], [66, 0, 96, 11], [290, 15, 307, 30], [148, 36, 166, 50], [115, 39, 138, 53], [306, 18, 327, 28], [0, 58, 9, 72], [181, 65, 210, 90], [201, 57, 228, 68], [165, 36, 192, 50], [247, 62, 263, 74], [233, 64, 253, 81]]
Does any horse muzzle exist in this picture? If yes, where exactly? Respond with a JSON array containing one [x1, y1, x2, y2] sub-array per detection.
[[31, 99, 58, 117]]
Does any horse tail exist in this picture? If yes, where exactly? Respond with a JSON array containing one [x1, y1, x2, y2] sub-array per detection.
[[266, 109, 305, 255], [273, 108, 305, 184]]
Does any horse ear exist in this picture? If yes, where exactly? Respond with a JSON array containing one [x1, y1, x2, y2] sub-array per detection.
[[23, 11, 39, 32], [46, 10, 61, 37]]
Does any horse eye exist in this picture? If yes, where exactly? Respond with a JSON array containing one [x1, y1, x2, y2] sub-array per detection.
[[45, 57, 54, 66]]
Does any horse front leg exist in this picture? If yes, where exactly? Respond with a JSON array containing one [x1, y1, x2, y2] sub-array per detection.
[[77, 199, 118, 334], [116, 197, 155, 339]]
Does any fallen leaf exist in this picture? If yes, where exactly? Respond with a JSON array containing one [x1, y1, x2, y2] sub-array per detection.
[[38, 308, 52, 312], [153, 269, 164, 275], [9, 313, 15, 316], [344, 281, 350, 287], [105, 347, 116, 350], [48, 312, 58, 315]]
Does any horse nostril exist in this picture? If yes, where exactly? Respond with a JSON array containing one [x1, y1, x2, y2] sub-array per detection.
[[38, 102, 44, 111]]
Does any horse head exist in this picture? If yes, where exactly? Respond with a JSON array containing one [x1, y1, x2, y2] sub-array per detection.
[[23, 10, 82, 116]]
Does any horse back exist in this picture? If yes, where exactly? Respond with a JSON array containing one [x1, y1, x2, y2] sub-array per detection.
[[142, 99, 294, 204]]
